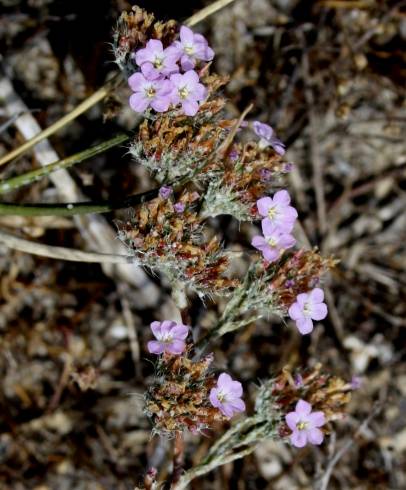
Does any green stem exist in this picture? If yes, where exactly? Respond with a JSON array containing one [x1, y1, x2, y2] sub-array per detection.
[[0, 133, 130, 195], [0, 188, 159, 216]]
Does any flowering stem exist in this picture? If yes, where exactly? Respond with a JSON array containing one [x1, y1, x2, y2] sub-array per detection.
[[0, 75, 120, 168], [0, 186, 159, 217], [170, 432, 185, 488], [0, 133, 129, 195], [0, 0, 237, 168]]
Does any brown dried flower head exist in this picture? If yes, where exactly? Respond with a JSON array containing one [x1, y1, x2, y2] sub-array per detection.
[[269, 249, 337, 309], [145, 350, 226, 435], [117, 192, 237, 295], [272, 364, 352, 438], [113, 6, 177, 72]]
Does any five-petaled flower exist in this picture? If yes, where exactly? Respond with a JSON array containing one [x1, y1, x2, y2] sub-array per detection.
[[251, 220, 296, 262], [128, 73, 172, 113], [288, 288, 328, 335], [209, 373, 245, 418], [171, 25, 214, 71], [253, 121, 286, 155], [147, 320, 189, 355], [134, 39, 179, 80], [170, 70, 207, 116], [256, 190, 298, 232], [285, 399, 325, 448]]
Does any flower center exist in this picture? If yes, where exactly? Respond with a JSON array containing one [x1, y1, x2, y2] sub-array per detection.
[[161, 333, 173, 344], [303, 302, 312, 315], [267, 237, 277, 247], [297, 421, 308, 430], [153, 56, 163, 69], [217, 390, 227, 402], [268, 207, 277, 219], [184, 44, 195, 55], [178, 86, 189, 99], [146, 86, 156, 98]]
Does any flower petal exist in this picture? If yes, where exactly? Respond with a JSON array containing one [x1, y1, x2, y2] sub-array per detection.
[[218, 372, 232, 388], [167, 340, 185, 355], [251, 235, 268, 249], [209, 388, 220, 408], [180, 25, 194, 44], [285, 412, 300, 430], [291, 430, 307, 448], [229, 398, 245, 413], [182, 99, 199, 116], [150, 321, 162, 339], [256, 197, 273, 216], [171, 324, 189, 340], [296, 317, 314, 335], [128, 72, 146, 92], [311, 303, 328, 321], [296, 399, 312, 415], [308, 411, 326, 428], [129, 93, 149, 113], [307, 428, 324, 445], [147, 340, 164, 355], [309, 288, 324, 303], [273, 190, 291, 206], [288, 303, 303, 321], [151, 96, 170, 113]]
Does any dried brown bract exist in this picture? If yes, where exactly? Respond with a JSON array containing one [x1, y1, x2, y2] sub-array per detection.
[[113, 6, 177, 72], [117, 193, 237, 296], [145, 351, 225, 435]]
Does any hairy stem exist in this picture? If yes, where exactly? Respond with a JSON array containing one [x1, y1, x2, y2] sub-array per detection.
[[170, 432, 185, 488]]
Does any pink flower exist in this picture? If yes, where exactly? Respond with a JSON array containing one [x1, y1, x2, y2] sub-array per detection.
[[256, 190, 298, 232], [171, 26, 214, 71], [147, 320, 189, 355], [288, 288, 328, 335], [252, 121, 286, 155], [251, 220, 296, 262], [285, 399, 325, 448], [170, 70, 207, 116], [134, 39, 179, 80], [159, 185, 172, 199], [128, 73, 172, 113], [209, 373, 245, 418]]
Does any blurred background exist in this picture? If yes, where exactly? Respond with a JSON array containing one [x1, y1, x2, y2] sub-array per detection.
[[0, 0, 405, 488]]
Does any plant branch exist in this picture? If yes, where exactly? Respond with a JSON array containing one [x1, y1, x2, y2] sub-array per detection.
[[0, 228, 135, 263], [0, 0, 238, 167], [0, 133, 129, 194]]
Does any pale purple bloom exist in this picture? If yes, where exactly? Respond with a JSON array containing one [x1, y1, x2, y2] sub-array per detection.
[[285, 279, 295, 288], [251, 220, 296, 262], [282, 162, 294, 173], [170, 70, 207, 116], [286, 400, 325, 448], [294, 374, 304, 388], [209, 373, 245, 418], [147, 320, 189, 355], [288, 288, 328, 335], [260, 168, 273, 181], [174, 202, 185, 213], [351, 375, 362, 390], [128, 73, 172, 113], [159, 185, 172, 199], [256, 190, 298, 232], [171, 25, 214, 71], [229, 149, 239, 161], [252, 121, 286, 155], [134, 39, 179, 80]]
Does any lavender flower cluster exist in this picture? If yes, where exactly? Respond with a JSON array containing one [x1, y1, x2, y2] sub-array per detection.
[[249, 143, 328, 336], [128, 26, 213, 116], [147, 320, 245, 419]]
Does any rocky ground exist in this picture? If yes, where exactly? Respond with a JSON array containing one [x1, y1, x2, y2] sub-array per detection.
[[0, 1, 405, 489]]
